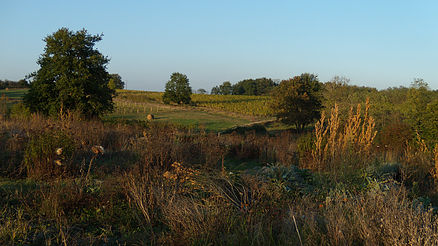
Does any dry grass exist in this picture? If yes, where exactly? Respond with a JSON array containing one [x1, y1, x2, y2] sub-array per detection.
[[2, 107, 438, 245], [320, 186, 438, 246], [311, 99, 377, 172]]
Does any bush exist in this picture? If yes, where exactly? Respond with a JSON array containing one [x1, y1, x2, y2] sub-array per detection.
[[220, 124, 267, 135], [9, 103, 31, 120]]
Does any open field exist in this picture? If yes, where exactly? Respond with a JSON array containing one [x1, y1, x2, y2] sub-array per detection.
[[0, 88, 28, 100], [108, 90, 274, 131], [0, 88, 28, 108], [108, 101, 252, 131], [116, 90, 272, 117], [1, 89, 269, 131]]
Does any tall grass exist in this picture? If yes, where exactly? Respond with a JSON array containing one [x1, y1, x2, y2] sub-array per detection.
[[311, 99, 377, 172], [2, 103, 438, 244]]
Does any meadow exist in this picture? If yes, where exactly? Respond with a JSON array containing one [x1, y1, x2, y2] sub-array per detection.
[[1, 87, 438, 245], [115, 90, 272, 115], [108, 90, 272, 131]]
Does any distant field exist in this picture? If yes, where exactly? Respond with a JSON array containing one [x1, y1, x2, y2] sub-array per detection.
[[117, 90, 273, 117], [0, 89, 272, 131], [0, 88, 28, 101], [0, 88, 28, 109], [110, 90, 271, 131]]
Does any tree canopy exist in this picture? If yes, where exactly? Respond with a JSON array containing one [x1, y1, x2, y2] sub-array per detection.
[[108, 74, 125, 90], [211, 81, 233, 95], [196, 88, 207, 94], [270, 73, 323, 131], [232, 78, 277, 95], [162, 72, 192, 104], [210, 78, 277, 95], [24, 28, 114, 118]]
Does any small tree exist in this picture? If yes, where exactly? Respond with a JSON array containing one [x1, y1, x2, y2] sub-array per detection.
[[108, 74, 125, 90], [24, 28, 114, 118], [162, 72, 192, 104], [211, 86, 220, 95], [270, 73, 323, 131], [219, 81, 233, 95], [196, 88, 207, 94]]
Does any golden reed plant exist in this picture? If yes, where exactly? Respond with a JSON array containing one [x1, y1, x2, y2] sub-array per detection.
[[311, 98, 377, 171]]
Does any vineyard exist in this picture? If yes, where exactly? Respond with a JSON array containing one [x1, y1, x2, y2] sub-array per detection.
[[116, 90, 273, 117]]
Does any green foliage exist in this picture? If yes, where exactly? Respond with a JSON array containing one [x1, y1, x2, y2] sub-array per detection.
[[211, 78, 277, 96], [323, 77, 374, 112], [114, 90, 272, 117], [196, 88, 207, 94], [107, 78, 117, 90], [232, 77, 277, 95], [24, 28, 115, 118], [24, 131, 76, 179], [162, 72, 192, 104], [270, 73, 323, 131], [402, 79, 437, 145], [0, 94, 7, 119], [194, 93, 272, 116], [296, 132, 315, 161], [259, 163, 314, 194], [211, 81, 233, 95], [220, 124, 267, 135], [108, 73, 125, 90], [210, 86, 220, 95], [365, 162, 401, 181], [9, 103, 31, 119], [419, 100, 438, 145]]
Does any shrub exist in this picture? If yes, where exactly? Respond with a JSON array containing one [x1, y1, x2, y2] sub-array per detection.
[[378, 120, 414, 162], [220, 124, 267, 135], [9, 103, 31, 120]]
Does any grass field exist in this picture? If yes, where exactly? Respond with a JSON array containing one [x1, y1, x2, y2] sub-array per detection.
[[0, 88, 28, 106], [1, 89, 271, 131], [117, 90, 273, 117], [108, 101, 251, 131], [107, 90, 273, 131]]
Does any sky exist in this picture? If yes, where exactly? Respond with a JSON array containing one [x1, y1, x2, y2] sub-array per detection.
[[1, 0, 437, 91]]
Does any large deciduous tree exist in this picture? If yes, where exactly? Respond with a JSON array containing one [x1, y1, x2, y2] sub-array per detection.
[[162, 72, 192, 104], [24, 28, 115, 118], [270, 73, 323, 131]]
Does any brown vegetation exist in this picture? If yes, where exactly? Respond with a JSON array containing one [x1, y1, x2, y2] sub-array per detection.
[[2, 98, 438, 244]]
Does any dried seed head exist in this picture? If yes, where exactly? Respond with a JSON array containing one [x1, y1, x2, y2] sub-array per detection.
[[54, 159, 62, 166], [55, 148, 63, 155], [91, 145, 105, 154]]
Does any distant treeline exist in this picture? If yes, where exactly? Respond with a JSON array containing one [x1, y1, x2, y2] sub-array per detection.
[[0, 79, 29, 89], [321, 77, 438, 148], [211, 78, 277, 96]]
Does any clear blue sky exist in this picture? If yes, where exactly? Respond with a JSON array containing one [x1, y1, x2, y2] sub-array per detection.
[[1, 0, 437, 91]]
